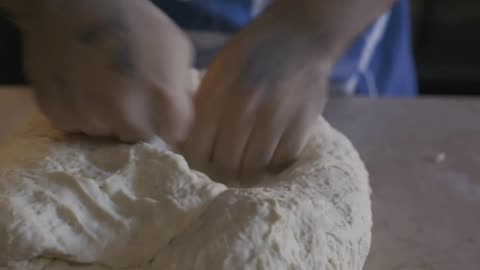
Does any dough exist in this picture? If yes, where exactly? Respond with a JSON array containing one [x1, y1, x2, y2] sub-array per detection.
[[0, 108, 372, 270]]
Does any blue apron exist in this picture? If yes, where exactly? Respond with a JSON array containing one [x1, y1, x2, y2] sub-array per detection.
[[153, 0, 417, 96]]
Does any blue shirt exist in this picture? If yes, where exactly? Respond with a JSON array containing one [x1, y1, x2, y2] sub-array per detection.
[[153, 0, 417, 96]]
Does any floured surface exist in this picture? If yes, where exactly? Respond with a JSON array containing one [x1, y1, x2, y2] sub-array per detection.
[[0, 111, 372, 270]]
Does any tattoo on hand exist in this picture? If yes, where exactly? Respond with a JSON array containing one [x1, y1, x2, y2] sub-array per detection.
[[110, 43, 135, 75], [77, 16, 135, 75]]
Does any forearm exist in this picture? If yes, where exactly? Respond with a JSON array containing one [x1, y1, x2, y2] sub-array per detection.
[[264, 0, 396, 63]]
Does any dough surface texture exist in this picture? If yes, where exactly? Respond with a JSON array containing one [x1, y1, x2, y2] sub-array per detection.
[[0, 111, 372, 270]]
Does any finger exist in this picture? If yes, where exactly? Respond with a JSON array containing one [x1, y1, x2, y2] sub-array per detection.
[[80, 112, 111, 137], [180, 96, 221, 169], [35, 94, 79, 132], [66, 83, 112, 137], [100, 85, 154, 142], [268, 73, 326, 173], [239, 96, 290, 177], [180, 71, 233, 169], [211, 88, 262, 176], [148, 82, 193, 145], [33, 78, 83, 132], [269, 110, 317, 173]]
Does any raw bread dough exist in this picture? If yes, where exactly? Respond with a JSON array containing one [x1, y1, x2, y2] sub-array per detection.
[[0, 102, 372, 270]]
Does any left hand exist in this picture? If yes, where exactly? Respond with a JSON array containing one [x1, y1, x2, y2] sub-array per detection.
[[182, 10, 332, 177], [19, 0, 194, 143]]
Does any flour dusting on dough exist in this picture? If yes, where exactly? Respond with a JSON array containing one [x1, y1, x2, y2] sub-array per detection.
[[0, 94, 371, 270]]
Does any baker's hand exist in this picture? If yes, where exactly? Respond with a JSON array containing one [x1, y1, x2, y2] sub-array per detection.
[[21, 0, 193, 142], [182, 10, 331, 177]]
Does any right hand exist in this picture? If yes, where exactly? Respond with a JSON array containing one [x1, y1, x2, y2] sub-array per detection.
[[181, 11, 330, 177], [20, 0, 193, 143]]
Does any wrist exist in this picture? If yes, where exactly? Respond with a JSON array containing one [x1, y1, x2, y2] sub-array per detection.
[[263, 0, 395, 64], [245, 6, 337, 72]]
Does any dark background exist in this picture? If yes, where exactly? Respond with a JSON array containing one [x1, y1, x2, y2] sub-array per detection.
[[0, 10, 23, 85], [1, 0, 480, 95], [412, 0, 480, 96]]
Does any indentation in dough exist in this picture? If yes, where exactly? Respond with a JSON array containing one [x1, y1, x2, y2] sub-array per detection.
[[0, 109, 371, 270]]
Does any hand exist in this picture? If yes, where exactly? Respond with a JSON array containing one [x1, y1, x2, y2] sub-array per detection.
[[182, 11, 331, 177], [21, 0, 193, 143]]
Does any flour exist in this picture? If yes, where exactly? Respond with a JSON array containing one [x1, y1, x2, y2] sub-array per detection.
[[0, 106, 372, 270]]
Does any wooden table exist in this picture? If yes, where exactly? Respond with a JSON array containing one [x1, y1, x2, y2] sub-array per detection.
[[325, 98, 480, 270], [1, 88, 479, 270]]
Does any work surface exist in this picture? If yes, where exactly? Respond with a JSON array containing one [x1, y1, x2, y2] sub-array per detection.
[[1, 88, 479, 270]]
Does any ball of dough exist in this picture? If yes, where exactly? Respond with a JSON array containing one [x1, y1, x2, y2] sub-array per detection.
[[0, 108, 371, 270]]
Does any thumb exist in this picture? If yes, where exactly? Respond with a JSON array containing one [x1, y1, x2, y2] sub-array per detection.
[[149, 87, 194, 145]]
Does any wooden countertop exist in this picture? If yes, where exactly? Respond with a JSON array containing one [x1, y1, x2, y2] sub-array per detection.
[[325, 97, 480, 270], [1, 88, 479, 270]]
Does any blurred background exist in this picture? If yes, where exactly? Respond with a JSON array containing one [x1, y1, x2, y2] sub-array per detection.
[[1, 0, 480, 96], [411, 0, 480, 96]]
